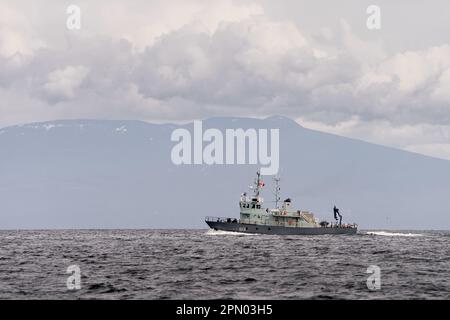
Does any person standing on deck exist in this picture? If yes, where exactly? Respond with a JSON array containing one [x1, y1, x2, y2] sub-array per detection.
[[333, 205, 342, 226]]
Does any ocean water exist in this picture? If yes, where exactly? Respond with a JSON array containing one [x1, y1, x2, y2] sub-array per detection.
[[0, 229, 448, 299]]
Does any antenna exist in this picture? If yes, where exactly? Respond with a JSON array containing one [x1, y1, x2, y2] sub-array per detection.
[[273, 176, 281, 208], [254, 171, 262, 197]]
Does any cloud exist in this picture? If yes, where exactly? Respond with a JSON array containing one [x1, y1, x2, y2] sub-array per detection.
[[431, 67, 450, 103], [132, 16, 370, 122], [131, 17, 450, 128], [43, 65, 89, 100], [0, 3, 45, 57], [298, 116, 450, 160], [48, 0, 264, 52]]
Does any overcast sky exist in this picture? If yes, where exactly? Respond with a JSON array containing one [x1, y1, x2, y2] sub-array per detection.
[[1, 0, 450, 159]]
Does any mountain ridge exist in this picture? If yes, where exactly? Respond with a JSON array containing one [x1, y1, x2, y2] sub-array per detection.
[[2, 116, 447, 163]]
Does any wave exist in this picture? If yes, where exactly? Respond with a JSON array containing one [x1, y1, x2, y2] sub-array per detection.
[[205, 229, 259, 236], [366, 231, 424, 237]]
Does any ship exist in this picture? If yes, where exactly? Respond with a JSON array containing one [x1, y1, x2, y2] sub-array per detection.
[[205, 171, 357, 235]]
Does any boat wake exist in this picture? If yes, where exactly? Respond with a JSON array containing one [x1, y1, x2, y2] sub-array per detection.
[[366, 231, 424, 237], [205, 229, 259, 236]]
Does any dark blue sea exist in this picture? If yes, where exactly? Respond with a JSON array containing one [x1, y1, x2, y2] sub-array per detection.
[[0, 229, 448, 299]]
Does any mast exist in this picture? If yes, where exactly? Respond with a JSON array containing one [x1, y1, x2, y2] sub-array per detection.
[[273, 176, 281, 208], [253, 171, 263, 197]]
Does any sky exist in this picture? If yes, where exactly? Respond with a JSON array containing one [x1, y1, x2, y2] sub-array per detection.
[[1, 0, 450, 160]]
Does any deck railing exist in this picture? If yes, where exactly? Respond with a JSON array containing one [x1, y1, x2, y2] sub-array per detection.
[[205, 216, 238, 223]]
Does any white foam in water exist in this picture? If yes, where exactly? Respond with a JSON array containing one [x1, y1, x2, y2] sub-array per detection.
[[366, 231, 424, 237], [205, 229, 259, 236]]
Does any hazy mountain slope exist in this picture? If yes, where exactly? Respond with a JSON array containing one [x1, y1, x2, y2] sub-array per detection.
[[0, 116, 449, 229]]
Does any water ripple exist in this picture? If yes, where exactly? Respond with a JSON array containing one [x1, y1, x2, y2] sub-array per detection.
[[0, 229, 448, 299]]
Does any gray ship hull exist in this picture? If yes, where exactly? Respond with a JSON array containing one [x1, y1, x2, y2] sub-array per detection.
[[206, 220, 357, 235]]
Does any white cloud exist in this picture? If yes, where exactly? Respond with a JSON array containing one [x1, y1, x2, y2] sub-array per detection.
[[43, 65, 89, 100], [431, 67, 450, 103], [71, 0, 264, 52], [298, 116, 450, 160], [363, 45, 450, 94], [0, 3, 45, 57]]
